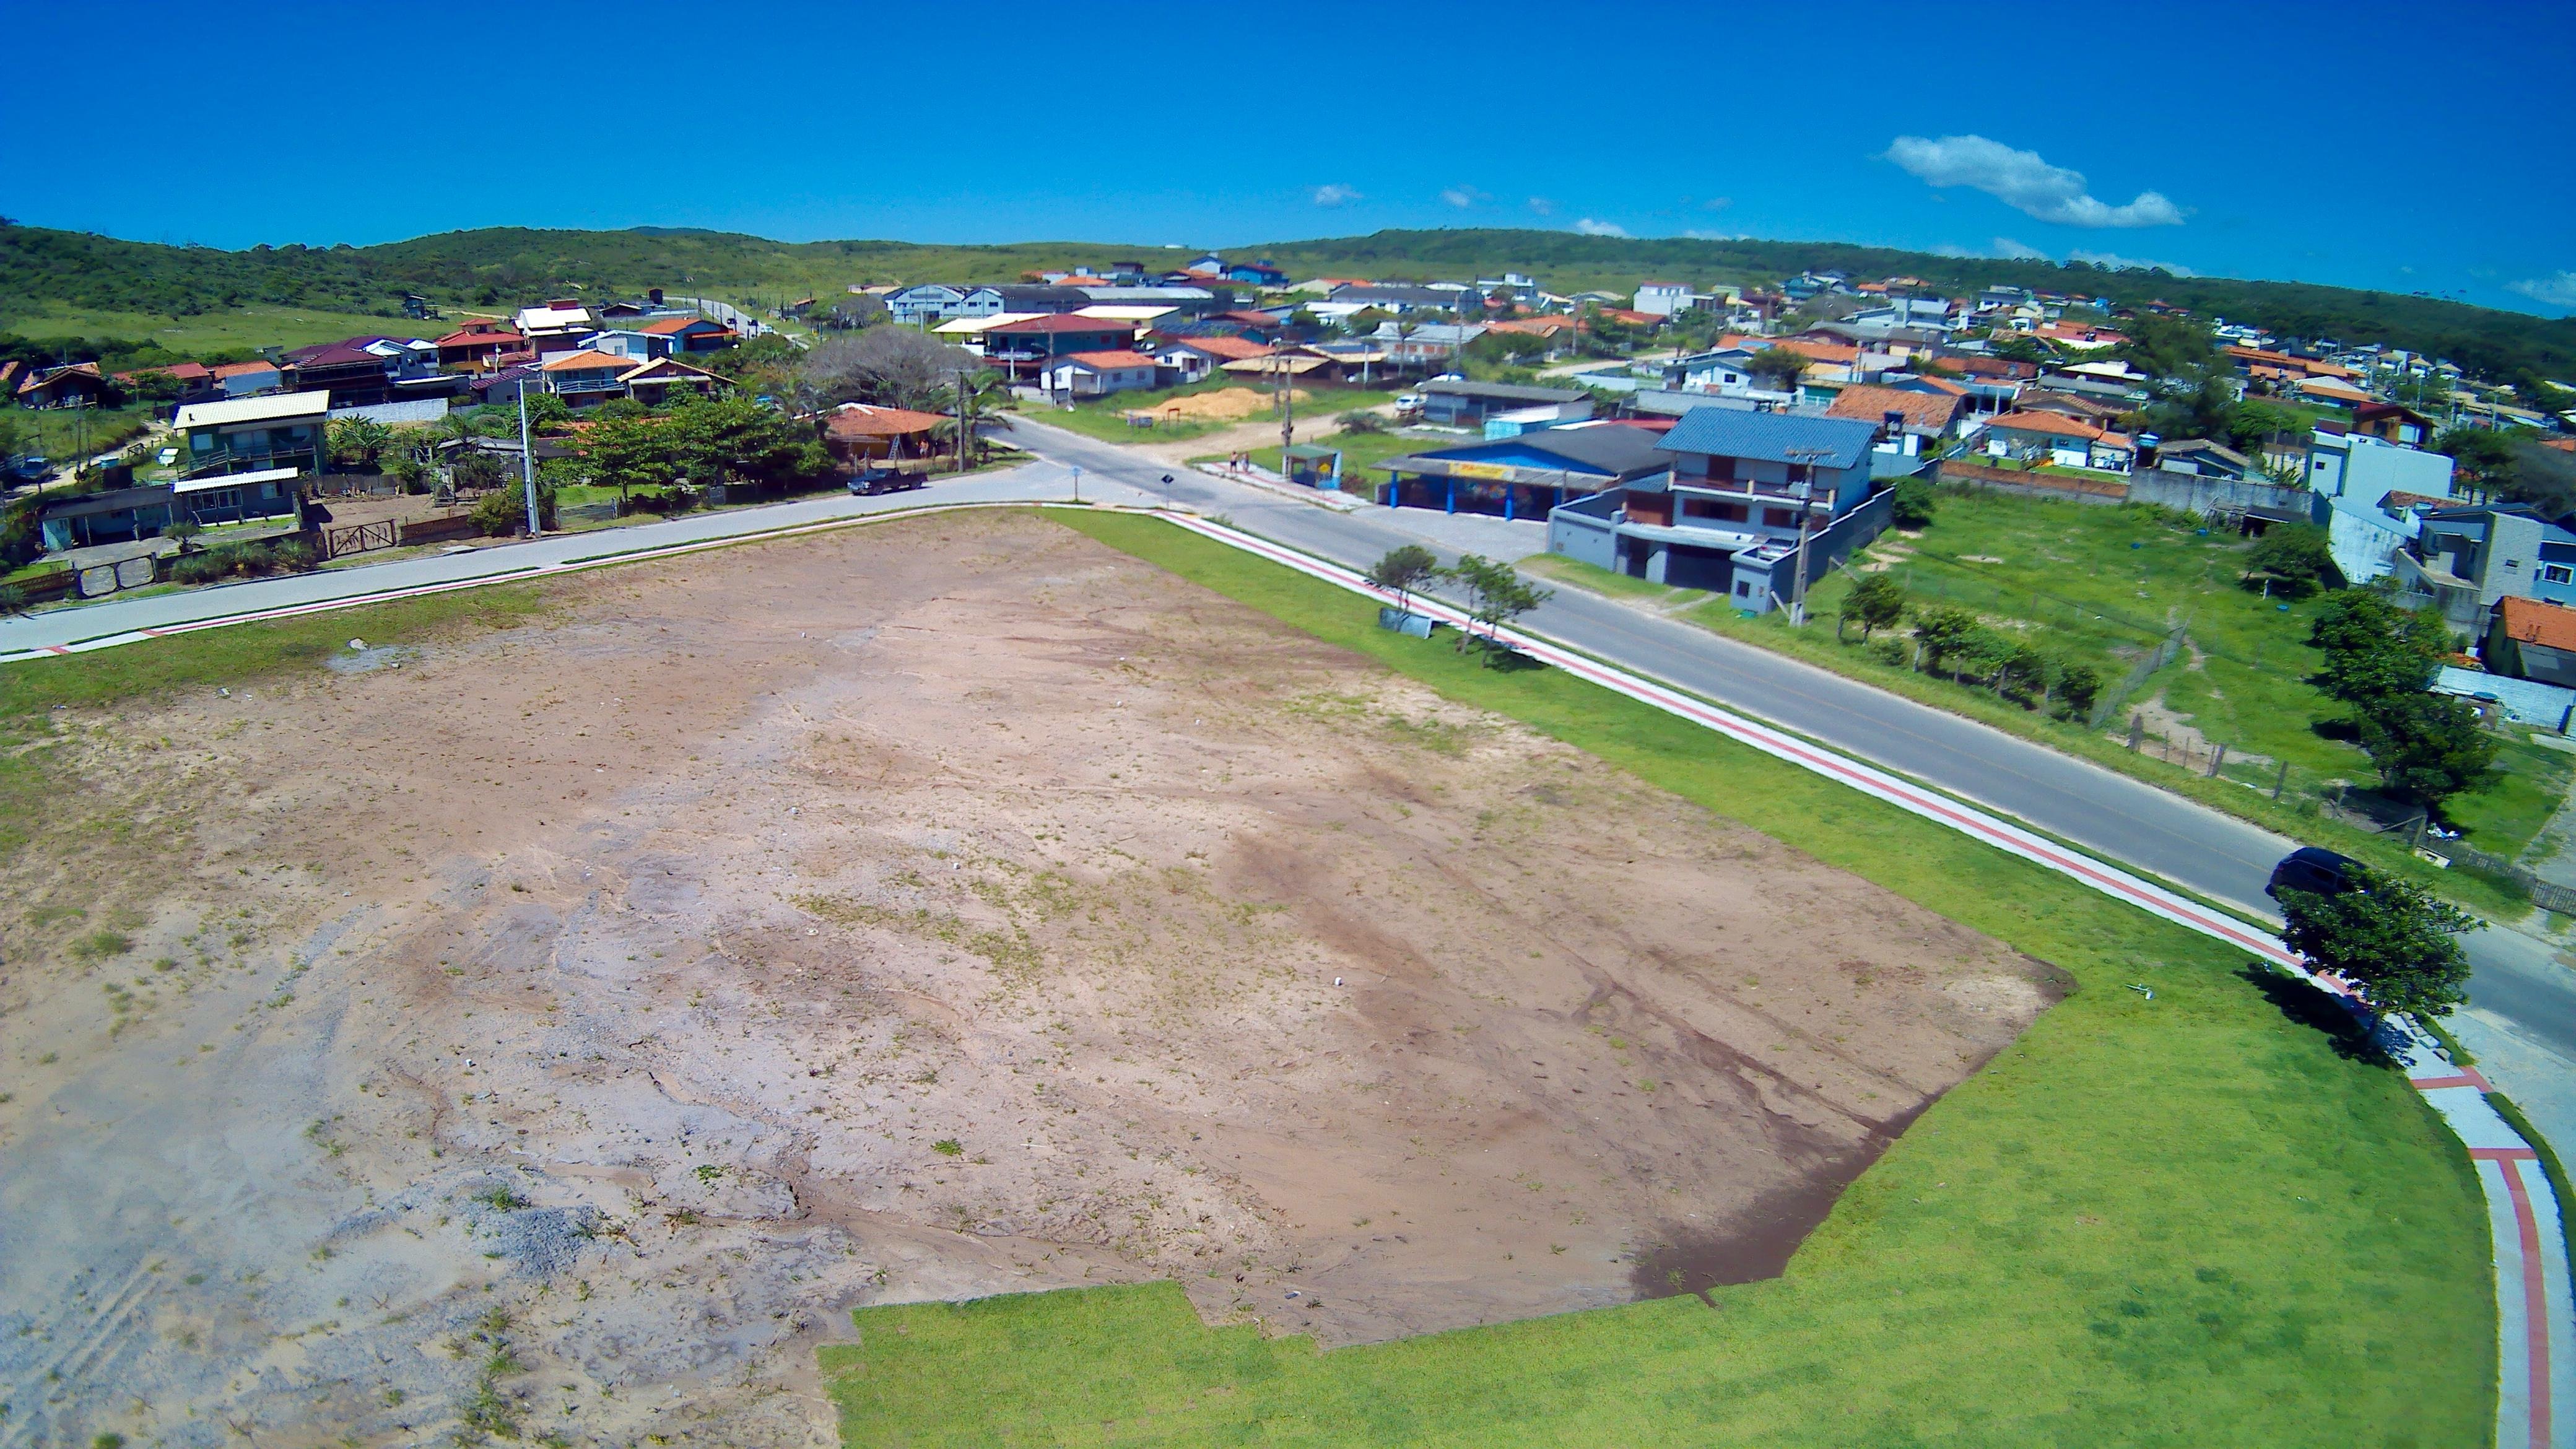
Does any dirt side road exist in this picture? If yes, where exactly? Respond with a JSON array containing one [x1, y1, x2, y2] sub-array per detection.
[[0, 510, 2058, 1447]]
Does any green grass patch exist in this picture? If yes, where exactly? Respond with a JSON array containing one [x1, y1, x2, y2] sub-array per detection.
[[822, 508, 2494, 1448]]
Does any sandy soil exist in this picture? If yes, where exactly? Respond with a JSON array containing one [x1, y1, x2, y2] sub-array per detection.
[[0, 510, 2062, 1447]]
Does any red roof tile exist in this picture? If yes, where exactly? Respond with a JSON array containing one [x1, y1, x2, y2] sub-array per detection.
[[2498, 596, 2576, 655], [1056, 350, 1157, 369]]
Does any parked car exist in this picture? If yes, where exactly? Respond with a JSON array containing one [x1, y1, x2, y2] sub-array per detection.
[[11, 455, 48, 480], [848, 468, 923, 497], [2266, 846, 2360, 901]]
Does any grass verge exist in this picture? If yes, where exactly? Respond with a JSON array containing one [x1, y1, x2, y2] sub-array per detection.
[[819, 510, 2494, 1448]]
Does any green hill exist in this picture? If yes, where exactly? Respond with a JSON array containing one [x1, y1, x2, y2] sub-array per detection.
[[4, 220, 2572, 388]]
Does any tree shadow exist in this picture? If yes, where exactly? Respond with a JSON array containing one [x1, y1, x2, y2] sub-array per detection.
[[2236, 963, 2398, 1067]]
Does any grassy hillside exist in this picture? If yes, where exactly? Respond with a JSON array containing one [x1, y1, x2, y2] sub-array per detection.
[[6, 220, 2574, 384]]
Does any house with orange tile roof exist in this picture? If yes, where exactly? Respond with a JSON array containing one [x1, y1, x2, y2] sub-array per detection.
[[1980, 409, 2134, 472], [2486, 596, 2576, 688], [1827, 383, 1965, 450], [539, 350, 637, 406], [821, 402, 949, 462], [212, 359, 283, 398]]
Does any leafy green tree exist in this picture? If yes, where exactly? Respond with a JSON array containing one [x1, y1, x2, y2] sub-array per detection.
[[578, 412, 677, 506], [1911, 604, 1982, 674], [1366, 544, 1439, 616], [1842, 573, 1905, 640], [2050, 659, 2103, 719], [1991, 334, 2048, 365], [2357, 691, 2498, 809], [2276, 866, 2479, 1018], [1889, 477, 1936, 528], [2242, 523, 2337, 598], [2438, 426, 2518, 490], [1747, 347, 1810, 389], [2307, 590, 2448, 706], [1442, 553, 1552, 656]]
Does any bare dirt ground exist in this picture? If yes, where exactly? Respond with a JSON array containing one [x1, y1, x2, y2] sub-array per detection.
[[0, 509, 2063, 1447]]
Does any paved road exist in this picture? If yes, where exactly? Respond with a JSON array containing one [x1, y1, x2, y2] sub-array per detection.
[[7, 421, 2570, 1089], [999, 418, 2576, 1077]]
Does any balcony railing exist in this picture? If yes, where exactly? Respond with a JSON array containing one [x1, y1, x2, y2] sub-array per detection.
[[551, 375, 627, 394]]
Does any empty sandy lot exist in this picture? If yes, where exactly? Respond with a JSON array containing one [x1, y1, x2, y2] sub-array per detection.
[[0, 509, 2060, 1446]]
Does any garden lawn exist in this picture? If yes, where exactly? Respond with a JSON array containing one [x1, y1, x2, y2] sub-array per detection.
[[819, 509, 2493, 1449]]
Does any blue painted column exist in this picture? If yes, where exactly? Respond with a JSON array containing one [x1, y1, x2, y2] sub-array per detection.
[[1445, 479, 1456, 514], [1503, 487, 1515, 521]]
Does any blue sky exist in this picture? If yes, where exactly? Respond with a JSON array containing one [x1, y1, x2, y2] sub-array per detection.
[[4, 0, 2571, 315]]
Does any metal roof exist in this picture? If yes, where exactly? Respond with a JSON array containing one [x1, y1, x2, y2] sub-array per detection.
[[1416, 379, 1583, 404], [1418, 424, 1668, 477], [1656, 407, 1878, 468], [175, 466, 300, 495], [174, 391, 333, 430]]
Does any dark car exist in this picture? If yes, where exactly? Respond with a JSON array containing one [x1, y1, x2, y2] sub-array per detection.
[[2266, 846, 2360, 901], [848, 468, 923, 497]]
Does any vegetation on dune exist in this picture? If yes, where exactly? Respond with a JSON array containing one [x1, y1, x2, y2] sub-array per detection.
[[813, 508, 2492, 1449]]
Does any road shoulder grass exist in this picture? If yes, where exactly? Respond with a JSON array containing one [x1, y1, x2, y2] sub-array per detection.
[[818, 509, 2492, 1449]]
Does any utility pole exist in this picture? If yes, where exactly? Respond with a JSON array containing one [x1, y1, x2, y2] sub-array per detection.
[[1783, 446, 1835, 626], [1279, 350, 1295, 457], [517, 382, 541, 537]]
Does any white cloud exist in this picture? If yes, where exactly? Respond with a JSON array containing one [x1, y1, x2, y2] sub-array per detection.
[[1574, 217, 1629, 237], [1682, 230, 1744, 242], [1702, 196, 1732, 212], [1440, 186, 1489, 209], [1885, 135, 2182, 228], [2069, 248, 2195, 276], [2508, 272, 2576, 308], [1526, 196, 1557, 216], [1310, 183, 1362, 208], [1990, 236, 2050, 260]]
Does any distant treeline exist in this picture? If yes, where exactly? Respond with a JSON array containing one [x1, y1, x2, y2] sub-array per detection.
[[5, 221, 2574, 387]]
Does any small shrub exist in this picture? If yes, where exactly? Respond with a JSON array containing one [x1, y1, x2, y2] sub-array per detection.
[[931, 1138, 964, 1157], [1868, 636, 1910, 667], [70, 930, 132, 960]]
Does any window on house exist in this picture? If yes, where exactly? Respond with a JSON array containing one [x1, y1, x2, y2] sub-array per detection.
[[1763, 507, 1801, 528], [2543, 565, 2573, 585]]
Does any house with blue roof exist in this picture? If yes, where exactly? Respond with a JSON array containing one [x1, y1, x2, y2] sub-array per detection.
[[1370, 422, 1672, 520], [1546, 407, 1895, 613]]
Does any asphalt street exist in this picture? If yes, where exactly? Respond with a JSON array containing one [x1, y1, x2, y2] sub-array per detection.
[[999, 419, 2576, 1078], [6, 421, 2569, 1101]]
